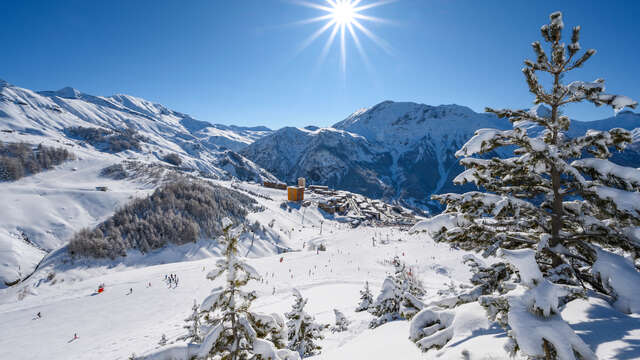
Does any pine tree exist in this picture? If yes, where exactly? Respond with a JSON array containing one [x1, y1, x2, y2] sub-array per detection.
[[369, 256, 426, 328], [158, 334, 168, 346], [285, 289, 327, 358], [330, 309, 350, 333], [193, 218, 296, 360], [416, 11, 639, 359], [177, 299, 202, 344], [355, 281, 373, 312]]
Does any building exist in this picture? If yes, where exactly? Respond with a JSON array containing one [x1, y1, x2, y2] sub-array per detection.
[[297, 177, 306, 188], [287, 186, 304, 202], [317, 196, 348, 214], [308, 185, 329, 191], [318, 201, 336, 214], [263, 181, 287, 190]]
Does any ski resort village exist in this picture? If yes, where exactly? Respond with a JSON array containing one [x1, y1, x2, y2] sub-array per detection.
[[1, 2, 640, 360]]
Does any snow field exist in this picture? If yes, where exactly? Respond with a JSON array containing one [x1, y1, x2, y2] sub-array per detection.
[[0, 216, 471, 360], [0, 179, 638, 359]]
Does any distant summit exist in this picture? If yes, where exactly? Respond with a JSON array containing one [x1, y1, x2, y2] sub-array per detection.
[[39, 86, 84, 99]]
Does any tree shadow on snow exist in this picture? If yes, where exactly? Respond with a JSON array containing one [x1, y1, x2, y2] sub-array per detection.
[[571, 303, 640, 359], [447, 324, 507, 348]]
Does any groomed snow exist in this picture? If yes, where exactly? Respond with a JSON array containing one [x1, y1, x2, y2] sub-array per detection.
[[0, 181, 638, 359]]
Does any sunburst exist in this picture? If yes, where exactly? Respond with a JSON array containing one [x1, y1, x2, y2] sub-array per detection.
[[292, 0, 394, 75]]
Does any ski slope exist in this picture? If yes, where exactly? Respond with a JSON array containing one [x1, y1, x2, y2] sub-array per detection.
[[1, 181, 638, 360], [0, 157, 157, 287]]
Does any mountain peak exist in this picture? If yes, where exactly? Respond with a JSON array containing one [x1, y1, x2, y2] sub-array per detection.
[[0, 78, 9, 88], [529, 104, 552, 118], [333, 101, 486, 142], [53, 86, 83, 99]]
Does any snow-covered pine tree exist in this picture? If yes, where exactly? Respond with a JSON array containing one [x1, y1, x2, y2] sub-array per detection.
[[330, 309, 350, 333], [285, 289, 327, 358], [190, 218, 298, 360], [355, 281, 373, 312], [158, 334, 168, 346], [414, 11, 640, 359], [249, 312, 288, 350], [177, 299, 202, 344], [369, 256, 426, 328]]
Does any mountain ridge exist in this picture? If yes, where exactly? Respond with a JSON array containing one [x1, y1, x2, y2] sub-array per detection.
[[243, 100, 640, 212]]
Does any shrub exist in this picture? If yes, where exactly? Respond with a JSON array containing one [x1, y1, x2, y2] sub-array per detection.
[[65, 126, 144, 153], [99, 163, 127, 180], [162, 153, 182, 166]]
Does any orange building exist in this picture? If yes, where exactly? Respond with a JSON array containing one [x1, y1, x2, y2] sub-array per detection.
[[287, 186, 304, 202]]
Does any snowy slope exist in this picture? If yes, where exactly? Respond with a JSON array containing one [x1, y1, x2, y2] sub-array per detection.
[[0, 182, 637, 360], [243, 101, 510, 212], [0, 79, 275, 182], [0, 157, 157, 287], [240, 127, 393, 197], [243, 101, 640, 213], [0, 79, 280, 286]]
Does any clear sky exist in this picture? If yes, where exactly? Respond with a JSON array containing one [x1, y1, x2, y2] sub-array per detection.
[[1, 0, 638, 128]]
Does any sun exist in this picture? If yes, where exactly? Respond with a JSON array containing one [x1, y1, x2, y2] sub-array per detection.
[[291, 0, 394, 75], [331, 1, 356, 25]]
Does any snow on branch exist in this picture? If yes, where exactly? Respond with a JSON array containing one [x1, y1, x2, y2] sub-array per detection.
[[572, 158, 640, 191], [455, 128, 518, 157], [480, 248, 597, 360], [588, 185, 640, 217], [592, 245, 640, 314], [566, 79, 638, 113]]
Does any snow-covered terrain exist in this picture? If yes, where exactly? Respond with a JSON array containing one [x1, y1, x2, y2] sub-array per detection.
[[0, 157, 155, 287], [0, 79, 275, 181], [1, 181, 638, 360], [1, 77, 640, 359], [0, 79, 279, 286], [243, 101, 640, 213]]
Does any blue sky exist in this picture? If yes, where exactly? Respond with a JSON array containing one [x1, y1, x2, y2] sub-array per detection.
[[1, 0, 638, 128]]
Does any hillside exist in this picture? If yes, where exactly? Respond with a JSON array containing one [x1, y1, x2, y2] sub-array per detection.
[[0, 181, 637, 360], [0, 79, 281, 286], [0, 79, 275, 182], [243, 101, 640, 212]]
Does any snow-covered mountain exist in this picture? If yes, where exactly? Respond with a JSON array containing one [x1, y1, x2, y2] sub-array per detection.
[[0, 79, 279, 286], [0, 79, 275, 181], [243, 101, 509, 211], [1, 81, 640, 360], [240, 126, 393, 198], [243, 101, 640, 212]]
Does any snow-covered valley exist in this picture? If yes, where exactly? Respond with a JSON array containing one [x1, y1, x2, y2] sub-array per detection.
[[1, 72, 640, 360], [2, 181, 638, 360]]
